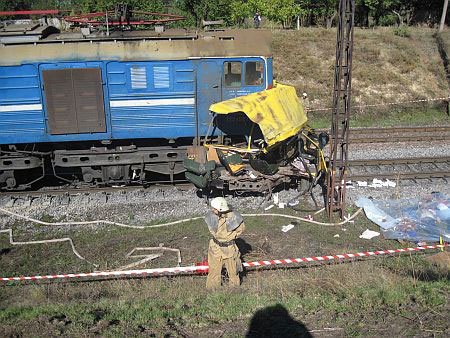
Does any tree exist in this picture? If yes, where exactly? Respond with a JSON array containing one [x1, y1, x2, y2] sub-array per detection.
[[176, 0, 232, 27], [230, 0, 251, 27], [355, 0, 371, 27], [363, 0, 415, 26], [311, 0, 339, 29], [1, 0, 31, 11], [248, 0, 300, 28], [76, 0, 165, 13]]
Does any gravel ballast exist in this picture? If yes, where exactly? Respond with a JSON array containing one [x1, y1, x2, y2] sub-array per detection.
[[0, 141, 449, 228]]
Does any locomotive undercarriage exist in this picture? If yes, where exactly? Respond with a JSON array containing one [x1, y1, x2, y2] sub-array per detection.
[[53, 146, 186, 186], [0, 153, 45, 190], [0, 143, 188, 190], [0, 131, 326, 194], [214, 164, 315, 193]]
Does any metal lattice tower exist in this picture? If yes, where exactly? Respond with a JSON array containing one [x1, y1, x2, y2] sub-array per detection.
[[326, 0, 355, 219]]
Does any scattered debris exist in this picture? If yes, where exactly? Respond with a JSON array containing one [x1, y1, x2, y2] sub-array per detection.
[[288, 200, 300, 207], [369, 178, 396, 188], [248, 171, 258, 179], [359, 229, 380, 239], [281, 224, 295, 232], [355, 179, 396, 188], [273, 193, 279, 205], [356, 193, 450, 242]]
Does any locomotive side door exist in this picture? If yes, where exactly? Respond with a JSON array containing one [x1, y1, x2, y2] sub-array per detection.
[[196, 60, 222, 138], [39, 63, 107, 135]]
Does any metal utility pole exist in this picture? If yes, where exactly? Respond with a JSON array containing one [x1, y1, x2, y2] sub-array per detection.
[[439, 0, 449, 33], [326, 0, 355, 219]]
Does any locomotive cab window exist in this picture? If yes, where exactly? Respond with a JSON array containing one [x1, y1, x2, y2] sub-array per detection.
[[224, 62, 242, 87], [245, 61, 263, 86]]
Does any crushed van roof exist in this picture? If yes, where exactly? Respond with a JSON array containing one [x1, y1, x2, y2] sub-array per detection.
[[209, 83, 307, 147]]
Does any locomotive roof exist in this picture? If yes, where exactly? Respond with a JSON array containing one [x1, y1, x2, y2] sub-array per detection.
[[0, 26, 272, 66]]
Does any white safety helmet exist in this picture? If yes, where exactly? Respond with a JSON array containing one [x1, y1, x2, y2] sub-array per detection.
[[210, 197, 229, 212]]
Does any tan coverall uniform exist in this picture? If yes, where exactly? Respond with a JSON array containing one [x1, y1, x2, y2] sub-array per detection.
[[206, 211, 245, 289]]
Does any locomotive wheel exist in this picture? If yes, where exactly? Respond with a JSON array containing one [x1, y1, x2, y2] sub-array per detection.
[[5, 177, 16, 189]]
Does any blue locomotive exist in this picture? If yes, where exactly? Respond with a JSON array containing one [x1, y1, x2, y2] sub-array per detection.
[[0, 23, 275, 189]]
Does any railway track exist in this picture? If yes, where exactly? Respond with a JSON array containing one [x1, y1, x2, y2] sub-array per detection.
[[0, 182, 194, 201], [1, 156, 448, 202], [347, 156, 450, 181], [321, 126, 450, 143], [2, 125, 450, 199]]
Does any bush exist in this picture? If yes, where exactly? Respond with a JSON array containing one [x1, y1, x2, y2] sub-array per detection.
[[379, 14, 398, 26], [393, 25, 411, 38]]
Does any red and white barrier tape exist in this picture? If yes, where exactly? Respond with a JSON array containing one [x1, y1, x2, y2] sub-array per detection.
[[1, 244, 447, 282]]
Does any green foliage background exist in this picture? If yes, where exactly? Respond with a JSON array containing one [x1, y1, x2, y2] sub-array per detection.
[[0, 0, 448, 29]]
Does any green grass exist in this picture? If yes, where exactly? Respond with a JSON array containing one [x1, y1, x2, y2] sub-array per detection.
[[1, 260, 448, 336], [1, 207, 448, 336]]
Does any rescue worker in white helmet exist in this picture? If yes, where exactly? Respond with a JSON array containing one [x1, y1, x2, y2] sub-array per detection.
[[204, 197, 245, 288]]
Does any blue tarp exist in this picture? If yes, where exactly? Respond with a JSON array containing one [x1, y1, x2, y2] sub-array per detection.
[[356, 193, 450, 242]]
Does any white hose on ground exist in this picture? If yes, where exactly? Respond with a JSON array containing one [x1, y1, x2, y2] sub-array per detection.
[[0, 206, 364, 268], [0, 206, 363, 229], [0, 228, 97, 267], [115, 246, 182, 271], [0, 206, 204, 229], [245, 208, 364, 227]]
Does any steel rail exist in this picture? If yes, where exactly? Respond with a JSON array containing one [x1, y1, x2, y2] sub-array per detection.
[[350, 135, 449, 143], [318, 126, 450, 143], [349, 126, 450, 133], [349, 126, 450, 143], [349, 156, 450, 165], [1, 157, 448, 199], [348, 156, 450, 181], [0, 183, 194, 199]]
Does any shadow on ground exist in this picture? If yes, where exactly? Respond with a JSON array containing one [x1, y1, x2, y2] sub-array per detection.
[[246, 304, 312, 338], [236, 238, 252, 256]]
